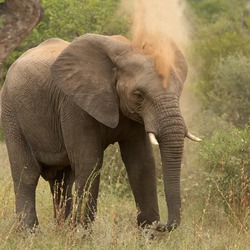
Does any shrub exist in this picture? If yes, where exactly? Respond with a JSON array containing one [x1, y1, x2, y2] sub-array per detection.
[[192, 13, 250, 101], [208, 53, 250, 126], [187, 0, 250, 128], [187, 0, 248, 21], [2, 0, 129, 81], [199, 126, 250, 225]]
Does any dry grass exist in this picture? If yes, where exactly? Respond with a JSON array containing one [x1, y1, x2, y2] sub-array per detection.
[[0, 142, 249, 249]]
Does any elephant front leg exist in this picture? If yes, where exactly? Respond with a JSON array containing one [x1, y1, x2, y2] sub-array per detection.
[[74, 173, 101, 226], [60, 109, 105, 227], [119, 132, 160, 228], [70, 149, 103, 227]]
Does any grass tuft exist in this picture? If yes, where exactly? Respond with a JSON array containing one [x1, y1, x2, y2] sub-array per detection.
[[0, 142, 249, 249]]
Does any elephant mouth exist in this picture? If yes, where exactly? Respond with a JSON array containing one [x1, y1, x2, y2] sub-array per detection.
[[148, 131, 201, 146]]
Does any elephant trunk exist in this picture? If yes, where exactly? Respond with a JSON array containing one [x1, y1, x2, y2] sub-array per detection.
[[159, 131, 184, 231], [149, 95, 185, 231]]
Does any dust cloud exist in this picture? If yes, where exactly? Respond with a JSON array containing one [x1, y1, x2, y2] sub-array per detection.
[[131, 0, 190, 50], [128, 0, 201, 126], [121, 0, 201, 122], [120, 0, 191, 85]]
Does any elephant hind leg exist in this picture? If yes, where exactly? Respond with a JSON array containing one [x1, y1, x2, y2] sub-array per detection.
[[47, 166, 73, 223], [3, 124, 41, 229]]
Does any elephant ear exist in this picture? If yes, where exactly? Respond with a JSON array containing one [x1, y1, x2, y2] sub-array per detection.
[[51, 34, 131, 128]]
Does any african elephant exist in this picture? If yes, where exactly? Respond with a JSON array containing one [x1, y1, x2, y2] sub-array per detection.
[[0, 33, 200, 232]]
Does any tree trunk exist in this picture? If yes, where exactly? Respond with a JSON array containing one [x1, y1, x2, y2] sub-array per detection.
[[0, 0, 44, 82]]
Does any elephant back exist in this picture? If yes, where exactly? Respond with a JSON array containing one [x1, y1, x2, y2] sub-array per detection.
[[12, 38, 70, 73], [3, 39, 69, 95]]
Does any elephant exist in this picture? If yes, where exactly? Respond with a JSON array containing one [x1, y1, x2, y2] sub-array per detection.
[[0, 33, 200, 232]]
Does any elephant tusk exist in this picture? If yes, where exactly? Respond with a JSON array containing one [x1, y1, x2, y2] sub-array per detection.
[[186, 131, 202, 142], [149, 133, 159, 145]]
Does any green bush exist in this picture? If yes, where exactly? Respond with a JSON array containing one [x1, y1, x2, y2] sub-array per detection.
[[187, 0, 248, 20], [3, 0, 129, 79], [192, 13, 250, 98], [199, 126, 250, 223], [208, 53, 250, 126], [187, 0, 250, 128], [37, 0, 129, 41]]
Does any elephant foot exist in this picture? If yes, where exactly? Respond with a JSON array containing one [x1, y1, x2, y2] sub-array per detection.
[[140, 221, 167, 241], [166, 220, 179, 232], [17, 212, 39, 232], [16, 220, 40, 235], [155, 221, 167, 232], [151, 220, 179, 233]]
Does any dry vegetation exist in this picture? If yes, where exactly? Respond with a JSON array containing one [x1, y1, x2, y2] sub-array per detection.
[[0, 142, 249, 249]]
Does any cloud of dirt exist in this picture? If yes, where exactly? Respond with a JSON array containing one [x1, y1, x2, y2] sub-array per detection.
[[131, 0, 190, 49], [119, 0, 202, 124], [120, 0, 191, 85]]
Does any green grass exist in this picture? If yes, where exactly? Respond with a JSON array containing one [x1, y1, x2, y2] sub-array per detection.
[[0, 143, 249, 249]]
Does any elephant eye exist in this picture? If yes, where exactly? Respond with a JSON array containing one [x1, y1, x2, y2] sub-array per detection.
[[133, 90, 144, 102]]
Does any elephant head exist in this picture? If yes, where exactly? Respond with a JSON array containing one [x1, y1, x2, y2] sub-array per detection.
[[51, 34, 200, 231]]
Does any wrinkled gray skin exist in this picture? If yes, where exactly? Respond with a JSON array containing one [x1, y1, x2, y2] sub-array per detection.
[[1, 34, 189, 232]]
